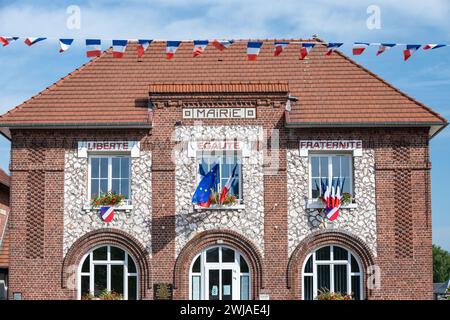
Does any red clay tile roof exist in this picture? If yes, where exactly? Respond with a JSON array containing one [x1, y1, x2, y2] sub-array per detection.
[[149, 82, 289, 94], [0, 40, 446, 135], [0, 170, 9, 188]]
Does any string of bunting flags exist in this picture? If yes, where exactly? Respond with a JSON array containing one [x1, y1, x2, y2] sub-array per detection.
[[0, 36, 448, 61]]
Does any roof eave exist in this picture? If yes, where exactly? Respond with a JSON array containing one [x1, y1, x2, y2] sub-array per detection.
[[0, 122, 152, 130]]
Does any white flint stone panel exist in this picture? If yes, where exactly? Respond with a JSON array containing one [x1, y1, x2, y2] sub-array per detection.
[[63, 150, 152, 255], [287, 148, 377, 256]]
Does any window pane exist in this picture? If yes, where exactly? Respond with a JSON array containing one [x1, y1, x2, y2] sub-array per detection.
[[93, 246, 107, 260], [334, 265, 348, 295], [206, 247, 219, 263], [111, 265, 124, 296], [121, 158, 130, 178], [91, 179, 99, 198], [128, 276, 137, 300], [311, 157, 319, 177], [341, 157, 350, 178], [351, 276, 361, 300], [317, 265, 330, 293], [209, 270, 220, 300], [351, 255, 360, 273], [100, 158, 108, 178], [222, 270, 232, 300], [333, 246, 348, 260], [121, 179, 130, 198], [110, 247, 125, 261], [240, 256, 249, 273], [304, 256, 313, 273], [240, 275, 249, 300], [100, 179, 108, 195], [320, 157, 328, 177], [304, 276, 313, 300], [111, 179, 120, 195], [192, 256, 201, 273], [128, 256, 137, 274], [91, 158, 99, 178], [316, 246, 330, 260], [192, 275, 201, 300], [332, 156, 341, 177], [94, 265, 107, 296], [81, 276, 90, 298], [222, 248, 235, 263], [81, 255, 90, 272], [112, 158, 121, 178], [312, 178, 321, 198]]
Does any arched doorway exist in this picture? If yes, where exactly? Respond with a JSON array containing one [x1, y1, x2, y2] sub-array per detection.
[[190, 246, 250, 300], [78, 245, 139, 300]]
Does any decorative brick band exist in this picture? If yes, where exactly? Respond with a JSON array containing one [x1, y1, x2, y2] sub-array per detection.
[[173, 229, 264, 300], [62, 228, 151, 299], [286, 229, 376, 300]]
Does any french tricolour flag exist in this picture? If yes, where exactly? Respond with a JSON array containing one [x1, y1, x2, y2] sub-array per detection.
[[423, 44, 446, 50], [219, 165, 238, 204], [137, 39, 152, 58], [100, 206, 115, 223], [403, 44, 421, 61], [299, 43, 315, 60], [274, 41, 289, 56], [86, 39, 102, 57], [166, 41, 181, 59], [352, 42, 370, 55], [24, 37, 46, 46], [59, 39, 74, 53], [212, 40, 233, 51], [325, 42, 343, 56], [193, 40, 208, 57], [376, 43, 396, 56], [0, 36, 18, 47], [247, 41, 263, 60], [112, 40, 128, 58]]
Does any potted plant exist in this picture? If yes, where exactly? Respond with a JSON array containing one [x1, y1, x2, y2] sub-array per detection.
[[208, 190, 238, 207], [82, 290, 123, 300], [91, 191, 125, 222], [316, 289, 353, 300]]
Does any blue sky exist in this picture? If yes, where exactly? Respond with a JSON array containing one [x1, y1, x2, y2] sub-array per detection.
[[0, 0, 449, 249]]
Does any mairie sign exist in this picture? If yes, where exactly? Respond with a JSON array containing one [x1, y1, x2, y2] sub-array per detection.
[[183, 108, 256, 119]]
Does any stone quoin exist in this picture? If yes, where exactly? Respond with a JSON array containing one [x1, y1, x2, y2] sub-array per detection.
[[0, 40, 447, 300]]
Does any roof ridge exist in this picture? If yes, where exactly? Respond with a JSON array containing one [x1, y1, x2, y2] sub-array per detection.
[[333, 49, 448, 125], [0, 48, 112, 119]]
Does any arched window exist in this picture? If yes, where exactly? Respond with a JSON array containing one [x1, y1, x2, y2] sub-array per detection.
[[303, 245, 363, 300], [78, 245, 138, 300], [190, 246, 250, 300]]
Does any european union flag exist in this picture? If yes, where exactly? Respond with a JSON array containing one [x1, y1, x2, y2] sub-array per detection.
[[192, 163, 219, 207]]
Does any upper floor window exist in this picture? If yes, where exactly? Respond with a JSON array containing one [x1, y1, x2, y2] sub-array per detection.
[[89, 156, 131, 200], [309, 154, 353, 200], [197, 152, 242, 205]]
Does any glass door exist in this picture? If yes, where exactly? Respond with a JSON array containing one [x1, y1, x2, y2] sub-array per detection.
[[205, 267, 238, 300]]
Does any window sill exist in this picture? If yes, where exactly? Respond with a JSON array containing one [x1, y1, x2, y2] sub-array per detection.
[[82, 204, 134, 213], [194, 204, 246, 211], [306, 201, 358, 209]]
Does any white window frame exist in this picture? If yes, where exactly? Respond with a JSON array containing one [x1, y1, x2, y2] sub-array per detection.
[[302, 245, 363, 300], [77, 245, 139, 300], [196, 151, 243, 205], [189, 245, 251, 300], [308, 153, 353, 201], [88, 155, 132, 201]]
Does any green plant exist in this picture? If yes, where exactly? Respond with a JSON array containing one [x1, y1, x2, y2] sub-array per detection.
[[208, 190, 238, 206], [433, 245, 450, 283], [82, 290, 123, 300], [316, 289, 353, 300], [91, 191, 125, 207], [341, 192, 352, 205]]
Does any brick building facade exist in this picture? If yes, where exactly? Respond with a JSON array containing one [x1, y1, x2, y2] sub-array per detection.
[[0, 40, 447, 300]]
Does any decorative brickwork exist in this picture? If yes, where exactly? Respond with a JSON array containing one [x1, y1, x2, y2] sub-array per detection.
[[394, 169, 413, 259], [26, 170, 45, 259]]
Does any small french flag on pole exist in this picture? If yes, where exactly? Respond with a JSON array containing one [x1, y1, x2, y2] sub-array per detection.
[[112, 40, 128, 58], [423, 44, 446, 50], [212, 39, 233, 51], [193, 40, 208, 57], [376, 43, 396, 56], [24, 37, 47, 46], [325, 42, 343, 55], [403, 44, 421, 61], [247, 41, 263, 60], [299, 43, 315, 60], [86, 39, 102, 57], [352, 42, 370, 55], [273, 41, 289, 56], [0, 36, 19, 47], [166, 41, 181, 59], [137, 39, 152, 58], [59, 39, 74, 53]]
